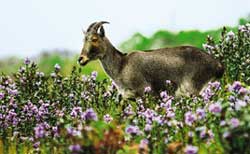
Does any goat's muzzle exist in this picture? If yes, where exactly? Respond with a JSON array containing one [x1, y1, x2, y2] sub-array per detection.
[[78, 55, 89, 66]]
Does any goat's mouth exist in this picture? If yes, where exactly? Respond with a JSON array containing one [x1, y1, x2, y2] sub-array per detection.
[[78, 56, 90, 66], [79, 60, 89, 66]]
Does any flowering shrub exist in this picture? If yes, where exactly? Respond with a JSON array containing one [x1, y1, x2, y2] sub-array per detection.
[[203, 23, 250, 84], [0, 23, 250, 154]]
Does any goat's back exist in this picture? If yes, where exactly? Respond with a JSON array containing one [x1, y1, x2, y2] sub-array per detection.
[[126, 46, 220, 75], [121, 46, 223, 95]]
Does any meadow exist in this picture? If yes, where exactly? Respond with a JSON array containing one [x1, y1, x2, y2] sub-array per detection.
[[0, 21, 250, 154]]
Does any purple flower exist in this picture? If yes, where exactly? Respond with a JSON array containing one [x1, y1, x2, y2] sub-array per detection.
[[0, 85, 4, 89], [0, 92, 4, 100], [153, 115, 163, 125], [235, 99, 246, 110], [160, 100, 172, 109], [244, 95, 250, 102], [139, 108, 158, 124], [6, 109, 19, 126], [227, 31, 235, 37], [144, 86, 151, 93], [203, 44, 215, 53], [185, 111, 196, 126], [144, 124, 152, 132], [8, 89, 18, 96], [201, 87, 213, 102], [125, 125, 141, 135], [230, 118, 240, 128], [209, 81, 221, 90], [208, 129, 214, 139], [82, 75, 88, 82], [70, 107, 82, 118], [201, 82, 221, 101], [139, 139, 149, 149], [220, 120, 226, 126], [24, 57, 31, 65], [166, 80, 171, 84], [33, 141, 40, 149], [239, 25, 247, 32], [228, 95, 236, 102], [69, 144, 81, 152], [228, 81, 242, 92], [84, 108, 98, 121], [199, 128, 214, 140], [196, 108, 206, 120], [160, 91, 168, 98], [103, 114, 113, 123], [142, 108, 157, 119], [107, 81, 117, 92], [66, 127, 81, 137], [200, 129, 206, 139], [52, 126, 59, 137], [239, 87, 248, 95], [54, 63, 61, 71], [124, 104, 134, 116], [184, 145, 198, 154], [91, 71, 98, 80], [208, 103, 222, 114], [166, 110, 175, 118], [34, 123, 47, 138]]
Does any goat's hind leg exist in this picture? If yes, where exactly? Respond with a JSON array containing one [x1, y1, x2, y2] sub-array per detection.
[[175, 78, 198, 97]]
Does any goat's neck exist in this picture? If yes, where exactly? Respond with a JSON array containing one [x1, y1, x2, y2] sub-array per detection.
[[99, 42, 124, 80]]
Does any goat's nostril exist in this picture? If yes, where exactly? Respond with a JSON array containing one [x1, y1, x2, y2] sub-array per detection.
[[78, 57, 83, 63]]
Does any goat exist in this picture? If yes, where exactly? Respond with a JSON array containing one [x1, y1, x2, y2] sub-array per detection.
[[78, 21, 224, 98]]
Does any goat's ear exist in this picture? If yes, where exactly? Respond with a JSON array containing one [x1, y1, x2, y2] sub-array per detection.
[[98, 26, 105, 37], [82, 28, 86, 35]]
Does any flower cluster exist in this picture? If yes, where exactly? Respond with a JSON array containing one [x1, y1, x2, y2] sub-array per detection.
[[204, 24, 250, 84]]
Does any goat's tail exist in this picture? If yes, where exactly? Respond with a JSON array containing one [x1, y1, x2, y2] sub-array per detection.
[[215, 62, 225, 78]]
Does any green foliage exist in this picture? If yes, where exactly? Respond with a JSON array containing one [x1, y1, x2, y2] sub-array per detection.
[[119, 27, 237, 52], [119, 17, 250, 52], [36, 52, 107, 79], [204, 24, 250, 84], [238, 15, 250, 25], [0, 57, 23, 75]]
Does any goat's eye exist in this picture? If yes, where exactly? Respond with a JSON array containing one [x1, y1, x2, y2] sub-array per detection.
[[92, 38, 98, 42]]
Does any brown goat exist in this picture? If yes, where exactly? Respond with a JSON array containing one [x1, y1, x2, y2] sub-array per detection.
[[78, 21, 224, 98]]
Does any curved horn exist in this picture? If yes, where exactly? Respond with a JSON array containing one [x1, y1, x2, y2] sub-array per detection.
[[86, 22, 98, 32], [92, 21, 109, 32], [87, 21, 109, 33]]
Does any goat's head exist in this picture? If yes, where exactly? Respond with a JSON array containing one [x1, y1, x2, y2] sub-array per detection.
[[78, 21, 109, 66]]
